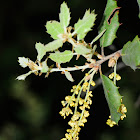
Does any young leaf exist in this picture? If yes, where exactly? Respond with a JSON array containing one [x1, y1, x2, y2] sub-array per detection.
[[74, 45, 91, 55], [101, 74, 122, 124], [122, 35, 140, 71], [41, 61, 49, 73], [64, 71, 74, 82], [99, 0, 120, 47], [46, 21, 64, 39], [16, 71, 33, 80], [18, 57, 29, 68], [45, 39, 63, 52], [74, 10, 96, 40], [90, 29, 106, 45], [49, 50, 73, 64], [35, 43, 46, 61], [59, 2, 70, 31]]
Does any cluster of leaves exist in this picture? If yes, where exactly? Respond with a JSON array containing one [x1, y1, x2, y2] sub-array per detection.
[[17, 0, 140, 139]]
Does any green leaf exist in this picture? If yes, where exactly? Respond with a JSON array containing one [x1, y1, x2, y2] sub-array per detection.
[[18, 57, 29, 68], [101, 74, 122, 124], [16, 71, 33, 80], [122, 35, 140, 70], [35, 40, 63, 61], [137, 0, 140, 18], [45, 39, 63, 52], [41, 61, 49, 73], [46, 21, 64, 39], [74, 10, 96, 40], [35, 43, 46, 61], [59, 2, 70, 31], [99, 0, 120, 47], [64, 71, 74, 82], [74, 45, 91, 55], [49, 50, 73, 64]]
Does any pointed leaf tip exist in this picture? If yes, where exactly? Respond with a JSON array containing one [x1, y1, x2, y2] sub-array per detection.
[[74, 9, 96, 40], [35, 42, 46, 61], [99, 0, 120, 47], [16, 71, 32, 80], [101, 74, 122, 124], [64, 71, 74, 82], [59, 2, 70, 31]]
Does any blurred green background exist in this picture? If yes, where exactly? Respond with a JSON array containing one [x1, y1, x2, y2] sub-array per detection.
[[0, 0, 140, 140]]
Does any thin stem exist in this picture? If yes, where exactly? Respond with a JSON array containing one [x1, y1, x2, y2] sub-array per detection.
[[48, 49, 122, 73], [66, 77, 85, 109], [71, 31, 76, 37], [74, 81, 85, 114], [50, 64, 90, 72], [90, 62, 125, 90], [101, 47, 104, 57], [113, 62, 117, 85], [97, 49, 122, 65], [92, 44, 97, 54], [67, 37, 77, 47], [80, 71, 96, 121], [71, 70, 96, 139], [74, 68, 94, 114]]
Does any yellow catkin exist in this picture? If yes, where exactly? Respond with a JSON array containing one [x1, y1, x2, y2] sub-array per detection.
[[60, 79, 94, 139]]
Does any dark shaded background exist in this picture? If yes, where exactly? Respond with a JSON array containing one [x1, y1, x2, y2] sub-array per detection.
[[0, 0, 140, 140]]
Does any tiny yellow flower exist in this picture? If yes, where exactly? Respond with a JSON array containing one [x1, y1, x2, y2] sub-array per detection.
[[59, 107, 73, 119], [106, 119, 116, 127], [71, 85, 77, 92], [66, 129, 73, 133], [87, 91, 93, 97], [120, 104, 127, 113], [83, 82, 88, 88], [83, 102, 90, 109], [70, 101, 75, 107], [116, 74, 121, 81], [65, 133, 72, 139], [81, 117, 87, 123], [75, 125, 81, 132], [68, 120, 76, 127], [73, 85, 77, 89], [109, 73, 114, 79], [70, 89, 74, 92], [82, 88, 87, 92], [120, 114, 126, 120], [78, 121, 84, 127], [65, 96, 71, 101], [75, 90, 79, 95], [87, 99, 92, 105], [75, 136, 79, 140], [61, 100, 67, 107], [71, 112, 80, 121], [87, 97, 92, 104], [91, 81, 96, 86], [85, 73, 89, 76], [84, 110, 90, 117], [79, 98, 84, 105], [79, 105, 85, 110]]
